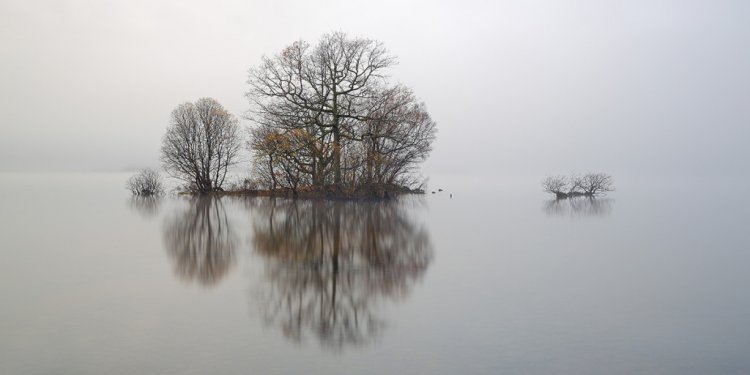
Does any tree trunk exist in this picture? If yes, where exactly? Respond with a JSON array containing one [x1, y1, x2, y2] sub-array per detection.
[[268, 155, 278, 190], [365, 152, 373, 185], [332, 92, 342, 185], [333, 125, 342, 185]]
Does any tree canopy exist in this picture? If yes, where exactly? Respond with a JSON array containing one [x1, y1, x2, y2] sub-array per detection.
[[161, 98, 241, 194], [246, 32, 436, 196]]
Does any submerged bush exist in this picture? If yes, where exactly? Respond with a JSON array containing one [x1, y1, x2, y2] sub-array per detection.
[[126, 168, 164, 196], [542, 172, 614, 199]]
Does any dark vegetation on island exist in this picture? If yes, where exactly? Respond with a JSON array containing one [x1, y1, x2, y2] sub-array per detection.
[[219, 181, 424, 200], [128, 32, 436, 200], [542, 173, 614, 199], [126, 168, 164, 196]]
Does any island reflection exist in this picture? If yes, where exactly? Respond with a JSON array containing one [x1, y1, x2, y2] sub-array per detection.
[[163, 197, 238, 287], [544, 197, 614, 217], [128, 196, 162, 218], [247, 197, 433, 350]]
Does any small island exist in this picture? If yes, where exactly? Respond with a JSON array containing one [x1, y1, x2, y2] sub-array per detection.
[[131, 32, 436, 200], [542, 173, 614, 199]]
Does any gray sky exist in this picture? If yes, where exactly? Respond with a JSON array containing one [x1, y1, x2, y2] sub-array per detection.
[[1, 0, 748, 180]]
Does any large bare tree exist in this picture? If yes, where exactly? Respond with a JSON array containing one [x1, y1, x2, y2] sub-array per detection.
[[161, 98, 241, 193], [247, 32, 435, 192]]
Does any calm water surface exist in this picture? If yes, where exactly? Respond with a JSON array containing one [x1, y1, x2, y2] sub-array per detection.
[[1, 173, 749, 374]]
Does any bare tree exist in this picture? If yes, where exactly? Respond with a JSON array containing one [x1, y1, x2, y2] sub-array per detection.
[[542, 172, 614, 198], [161, 98, 241, 194], [249, 124, 314, 195], [357, 85, 436, 187], [573, 172, 614, 196], [541, 175, 569, 199], [247, 32, 435, 193], [126, 168, 164, 196]]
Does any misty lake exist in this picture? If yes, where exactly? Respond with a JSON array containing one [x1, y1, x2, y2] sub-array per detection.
[[1, 173, 749, 375]]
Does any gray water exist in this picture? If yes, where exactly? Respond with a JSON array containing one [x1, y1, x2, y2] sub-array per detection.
[[1, 173, 749, 375]]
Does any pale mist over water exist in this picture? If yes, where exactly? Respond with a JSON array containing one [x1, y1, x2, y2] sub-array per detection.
[[1, 172, 749, 375]]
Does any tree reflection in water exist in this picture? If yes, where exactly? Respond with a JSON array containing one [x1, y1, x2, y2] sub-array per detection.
[[544, 197, 614, 217], [163, 197, 238, 287], [248, 198, 433, 350], [128, 196, 162, 218]]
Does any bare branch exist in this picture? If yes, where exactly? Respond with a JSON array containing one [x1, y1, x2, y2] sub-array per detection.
[[126, 168, 164, 196]]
